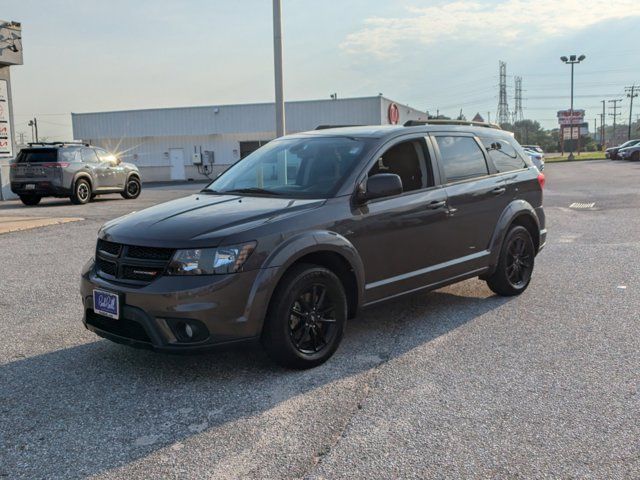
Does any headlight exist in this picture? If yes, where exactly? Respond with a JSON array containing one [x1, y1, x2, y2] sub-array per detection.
[[166, 242, 256, 275]]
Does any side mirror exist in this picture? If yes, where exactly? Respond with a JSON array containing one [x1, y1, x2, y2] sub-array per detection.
[[359, 173, 403, 202]]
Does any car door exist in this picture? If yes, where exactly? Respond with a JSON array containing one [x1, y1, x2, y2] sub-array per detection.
[[431, 133, 510, 263], [344, 135, 451, 303], [80, 147, 102, 187], [95, 148, 126, 188]]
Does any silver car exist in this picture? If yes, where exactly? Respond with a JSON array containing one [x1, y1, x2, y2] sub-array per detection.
[[10, 142, 141, 206]]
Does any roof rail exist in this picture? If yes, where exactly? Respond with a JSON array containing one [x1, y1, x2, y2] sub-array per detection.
[[404, 119, 502, 130], [314, 124, 362, 130], [27, 141, 89, 147]]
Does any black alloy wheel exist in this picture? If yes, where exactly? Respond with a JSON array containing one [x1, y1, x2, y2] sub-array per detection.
[[71, 179, 92, 205], [486, 225, 535, 296], [288, 283, 338, 354], [122, 177, 141, 199], [262, 264, 347, 369]]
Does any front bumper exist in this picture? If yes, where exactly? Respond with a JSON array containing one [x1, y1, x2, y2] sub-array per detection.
[[80, 260, 277, 352]]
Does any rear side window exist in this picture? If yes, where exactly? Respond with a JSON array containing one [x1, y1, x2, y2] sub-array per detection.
[[81, 148, 99, 163], [15, 149, 57, 163], [480, 137, 526, 173], [368, 139, 431, 192], [435, 136, 488, 182]]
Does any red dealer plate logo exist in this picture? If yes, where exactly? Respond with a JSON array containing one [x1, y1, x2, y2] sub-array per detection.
[[388, 103, 400, 125]]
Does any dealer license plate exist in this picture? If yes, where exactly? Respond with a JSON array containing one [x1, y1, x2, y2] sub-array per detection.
[[93, 289, 120, 320]]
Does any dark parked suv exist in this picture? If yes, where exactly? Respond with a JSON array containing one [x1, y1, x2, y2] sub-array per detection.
[[81, 121, 546, 368], [10, 142, 142, 205]]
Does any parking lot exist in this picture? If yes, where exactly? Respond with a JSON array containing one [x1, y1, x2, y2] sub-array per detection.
[[1, 161, 639, 478]]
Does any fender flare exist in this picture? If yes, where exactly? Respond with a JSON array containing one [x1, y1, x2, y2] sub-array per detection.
[[485, 199, 541, 275], [71, 172, 93, 191], [243, 231, 366, 335]]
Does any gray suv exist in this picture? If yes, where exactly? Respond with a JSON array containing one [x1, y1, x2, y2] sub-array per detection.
[[10, 142, 141, 206], [81, 122, 546, 369]]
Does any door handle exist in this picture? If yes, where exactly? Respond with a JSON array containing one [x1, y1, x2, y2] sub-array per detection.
[[427, 200, 447, 209], [491, 186, 506, 195]]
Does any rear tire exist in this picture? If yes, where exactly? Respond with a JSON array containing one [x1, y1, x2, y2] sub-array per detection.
[[486, 225, 535, 296], [19, 195, 41, 206], [121, 176, 141, 199], [70, 179, 92, 205], [262, 264, 347, 369]]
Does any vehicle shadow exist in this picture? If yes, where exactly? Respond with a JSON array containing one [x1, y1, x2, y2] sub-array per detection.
[[0, 196, 127, 210], [0, 285, 509, 478]]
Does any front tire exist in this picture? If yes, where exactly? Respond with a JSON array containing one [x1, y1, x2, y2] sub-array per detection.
[[262, 264, 347, 369], [19, 195, 41, 206], [70, 179, 92, 205], [486, 225, 535, 296], [121, 176, 141, 199], [632, 151, 640, 162]]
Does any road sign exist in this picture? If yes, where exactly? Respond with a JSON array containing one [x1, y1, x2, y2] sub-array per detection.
[[557, 109, 585, 126]]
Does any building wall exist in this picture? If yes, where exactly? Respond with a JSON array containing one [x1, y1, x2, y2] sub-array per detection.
[[74, 96, 428, 182], [0, 66, 17, 200]]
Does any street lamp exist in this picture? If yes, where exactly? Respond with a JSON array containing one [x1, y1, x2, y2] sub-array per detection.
[[560, 54, 586, 160]]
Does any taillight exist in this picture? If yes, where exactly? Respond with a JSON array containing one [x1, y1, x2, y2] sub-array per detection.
[[537, 172, 545, 189], [42, 162, 70, 168]]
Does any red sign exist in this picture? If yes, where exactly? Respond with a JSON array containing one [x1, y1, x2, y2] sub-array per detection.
[[388, 103, 400, 125]]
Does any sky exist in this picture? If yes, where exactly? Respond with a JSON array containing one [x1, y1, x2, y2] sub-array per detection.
[[4, 0, 640, 141]]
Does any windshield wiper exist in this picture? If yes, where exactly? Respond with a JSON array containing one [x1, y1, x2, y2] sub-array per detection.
[[222, 187, 281, 196]]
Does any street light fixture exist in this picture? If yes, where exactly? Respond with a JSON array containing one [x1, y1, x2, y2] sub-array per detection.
[[560, 54, 586, 160]]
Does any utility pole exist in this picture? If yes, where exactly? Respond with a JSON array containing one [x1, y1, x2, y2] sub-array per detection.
[[28, 117, 38, 142], [272, 0, 285, 138], [625, 85, 639, 140], [608, 99, 623, 144], [594, 118, 597, 143], [599, 113, 605, 147], [601, 100, 606, 147]]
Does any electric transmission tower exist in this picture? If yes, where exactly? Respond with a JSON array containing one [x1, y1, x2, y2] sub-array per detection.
[[497, 61, 510, 125], [513, 76, 524, 123]]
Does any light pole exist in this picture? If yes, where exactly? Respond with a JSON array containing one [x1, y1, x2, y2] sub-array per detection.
[[560, 54, 585, 160], [272, 0, 285, 138]]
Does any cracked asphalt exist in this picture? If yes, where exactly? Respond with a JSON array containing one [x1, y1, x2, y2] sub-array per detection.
[[0, 161, 639, 479]]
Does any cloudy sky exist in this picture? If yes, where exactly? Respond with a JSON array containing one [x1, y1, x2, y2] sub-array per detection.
[[5, 0, 640, 140]]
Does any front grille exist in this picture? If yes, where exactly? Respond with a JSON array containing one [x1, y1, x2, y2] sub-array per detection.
[[95, 240, 174, 285], [96, 257, 117, 277], [86, 310, 151, 343], [97, 239, 122, 256]]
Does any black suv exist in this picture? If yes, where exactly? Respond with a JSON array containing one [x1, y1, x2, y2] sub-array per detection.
[[10, 142, 141, 205], [81, 122, 546, 369]]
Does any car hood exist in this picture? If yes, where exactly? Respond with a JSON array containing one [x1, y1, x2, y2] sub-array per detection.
[[100, 193, 325, 247]]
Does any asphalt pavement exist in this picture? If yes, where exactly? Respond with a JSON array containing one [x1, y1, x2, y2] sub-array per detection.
[[0, 161, 638, 479]]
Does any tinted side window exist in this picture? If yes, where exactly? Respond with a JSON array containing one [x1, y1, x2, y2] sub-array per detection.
[[435, 136, 488, 182], [480, 137, 526, 173], [81, 148, 99, 163], [368, 139, 430, 192]]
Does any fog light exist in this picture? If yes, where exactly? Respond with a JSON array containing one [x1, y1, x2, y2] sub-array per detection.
[[184, 323, 194, 339], [167, 319, 209, 343]]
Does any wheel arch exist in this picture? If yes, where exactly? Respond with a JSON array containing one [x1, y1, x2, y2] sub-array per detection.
[[72, 172, 93, 190], [246, 231, 365, 337], [484, 200, 541, 277]]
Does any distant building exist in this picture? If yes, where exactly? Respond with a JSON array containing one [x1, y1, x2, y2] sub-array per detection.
[[72, 96, 426, 182], [472, 113, 485, 122]]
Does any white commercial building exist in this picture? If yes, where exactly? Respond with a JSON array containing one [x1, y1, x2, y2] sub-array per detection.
[[72, 96, 426, 182]]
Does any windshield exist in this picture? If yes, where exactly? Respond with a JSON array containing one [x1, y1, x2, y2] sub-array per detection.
[[205, 136, 369, 198]]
